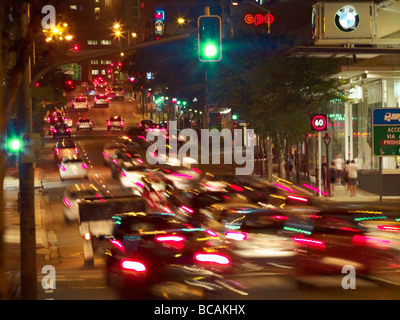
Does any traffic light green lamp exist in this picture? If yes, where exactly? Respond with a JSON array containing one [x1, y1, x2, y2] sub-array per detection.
[[198, 15, 222, 62]]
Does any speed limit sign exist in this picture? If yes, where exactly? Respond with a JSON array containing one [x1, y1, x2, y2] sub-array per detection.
[[311, 114, 327, 131]]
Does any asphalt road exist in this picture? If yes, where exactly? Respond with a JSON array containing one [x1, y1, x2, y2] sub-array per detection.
[[5, 87, 400, 300]]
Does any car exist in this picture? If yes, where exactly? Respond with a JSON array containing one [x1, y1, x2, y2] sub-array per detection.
[[107, 116, 124, 131], [107, 86, 124, 100], [93, 94, 109, 108], [53, 122, 71, 139], [203, 207, 296, 271], [105, 212, 232, 299], [281, 208, 400, 278], [63, 116, 73, 128], [102, 142, 126, 165], [139, 119, 155, 129], [76, 118, 93, 131], [86, 86, 97, 96], [62, 183, 104, 223], [118, 165, 151, 194], [59, 155, 89, 181], [55, 139, 79, 163], [110, 148, 144, 179], [72, 96, 89, 111]]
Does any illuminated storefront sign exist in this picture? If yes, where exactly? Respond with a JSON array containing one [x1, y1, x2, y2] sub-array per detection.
[[244, 13, 274, 26]]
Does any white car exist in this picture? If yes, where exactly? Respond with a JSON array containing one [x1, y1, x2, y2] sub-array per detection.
[[72, 96, 89, 111], [76, 118, 93, 131], [119, 166, 151, 194], [63, 183, 103, 223], [59, 156, 89, 181], [63, 117, 73, 128]]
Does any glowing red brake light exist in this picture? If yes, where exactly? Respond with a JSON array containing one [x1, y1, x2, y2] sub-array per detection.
[[82, 163, 87, 169], [181, 206, 194, 214], [194, 253, 230, 265], [63, 197, 71, 207], [120, 259, 146, 272], [56, 148, 59, 155], [74, 147, 79, 154], [205, 229, 218, 237], [292, 237, 326, 250], [287, 195, 309, 202], [110, 239, 125, 252], [155, 235, 186, 242]]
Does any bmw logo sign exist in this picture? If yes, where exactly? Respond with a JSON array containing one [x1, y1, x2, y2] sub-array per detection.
[[335, 5, 359, 32]]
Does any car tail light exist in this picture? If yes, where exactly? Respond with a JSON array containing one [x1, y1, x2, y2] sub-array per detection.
[[121, 259, 146, 272], [74, 147, 79, 154], [47, 117, 50, 123], [181, 206, 194, 214], [56, 148, 59, 155], [108, 121, 111, 126], [106, 98, 109, 102], [205, 229, 218, 237], [84, 232, 91, 240], [54, 117, 58, 121], [377, 225, 400, 233], [271, 215, 288, 220], [155, 235, 186, 242], [292, 236, 326, 250], [77, 121, 80, 125], [60, 165, 66, 171], [89, 121, 92, 124], [85, 102, 88, 106], [82, 163, 87, 169], [225, 231, 247, 241], [110, 239, 125, 252], [66, 128, 70, 132], [53, 129, 57, 133], [287, 195, 309, 202], [63, 197, 71, 207], [194, 253, 230, 265], [120, 121, 124, 126], [352, 235, 391, 249]]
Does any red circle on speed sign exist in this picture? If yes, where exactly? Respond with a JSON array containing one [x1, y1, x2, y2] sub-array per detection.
[[311, 114, 327, 131]]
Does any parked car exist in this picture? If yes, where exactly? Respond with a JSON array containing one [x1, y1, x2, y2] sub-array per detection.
[[76, 118, 93, 131], [59, 155, 89, 181], [53, 122, 71, 139], [107, 115, 124, 131], [62, 183, 103, 223], [54, 139, 79, 163], [93, 94, 109, 108]]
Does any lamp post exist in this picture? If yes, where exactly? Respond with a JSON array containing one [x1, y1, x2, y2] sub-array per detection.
[[323, 132, 331, 197], [303, 133, 311, 182]]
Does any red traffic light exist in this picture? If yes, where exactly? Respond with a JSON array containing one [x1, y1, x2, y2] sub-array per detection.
[[73, 45, 79, 51]]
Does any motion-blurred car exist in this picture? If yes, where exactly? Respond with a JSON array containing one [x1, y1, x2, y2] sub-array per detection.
[[72, 96, 89, 111], [63, 116, 73, 128], [139, 119, 155, 129], [102, 142, 126, 165], [62, 183, 104, 223], [59, 155, 88, 181], [54, 139, 79, 163], [110, 148, 144, 179], [105, 212, 232, 299], [119, 165, 151, 194], [53, 122, 71, 139], [282, 209, 400, 278], [76, 118, 93, 131], [93, 94, 109, 108], [107, 116, 124, 131]]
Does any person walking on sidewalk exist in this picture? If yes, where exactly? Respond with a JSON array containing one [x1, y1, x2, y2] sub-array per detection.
[[333, 154, 344, 185], [329, 161, 336, 196], [343, 160, 350, 195], [347, 160, 358, 197]]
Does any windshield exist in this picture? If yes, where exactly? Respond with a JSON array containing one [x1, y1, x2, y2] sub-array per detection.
[[75, 97, 86, 102]]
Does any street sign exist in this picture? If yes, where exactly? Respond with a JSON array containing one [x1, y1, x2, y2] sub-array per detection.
[[372, 108, 400, 156], [311, 114, 327, 131], [60, 63, 81, 80]]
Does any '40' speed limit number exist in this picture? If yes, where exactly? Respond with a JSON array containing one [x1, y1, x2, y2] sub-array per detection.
[[311, 114, 327, 131]]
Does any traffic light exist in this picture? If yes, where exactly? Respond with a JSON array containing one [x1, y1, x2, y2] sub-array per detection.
[[231, 114, 238, 121], [6, 118, 22, 154], [198, 15, 222, 62]]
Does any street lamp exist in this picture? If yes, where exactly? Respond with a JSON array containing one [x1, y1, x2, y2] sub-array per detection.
[[322, 132, 332, 197]]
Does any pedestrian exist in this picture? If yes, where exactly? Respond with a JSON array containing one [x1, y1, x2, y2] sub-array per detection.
[[333, 154, 344, 185], [343, 160, 350, 195], [329, 161, 336, 196], [347, 160, 358, 197]]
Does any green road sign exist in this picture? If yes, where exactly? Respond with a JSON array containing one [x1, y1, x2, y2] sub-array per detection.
[[372, 108, 400, 156], [61, 63, 81, 80]]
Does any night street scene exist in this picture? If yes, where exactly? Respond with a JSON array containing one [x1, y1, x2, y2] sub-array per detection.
[[0, 0, 400, 310]]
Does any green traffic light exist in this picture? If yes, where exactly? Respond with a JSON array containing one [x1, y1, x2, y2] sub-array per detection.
[[204, 43, 218, 58], [232, 114, 238, 120], [8, 138, 21, 152]]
